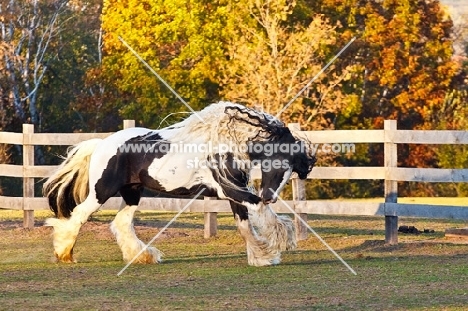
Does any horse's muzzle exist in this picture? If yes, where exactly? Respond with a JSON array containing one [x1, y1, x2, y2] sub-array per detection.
[[262, 197, 277, 205]]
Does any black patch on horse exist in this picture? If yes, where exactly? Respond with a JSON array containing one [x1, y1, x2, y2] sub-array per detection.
[[164, 184, 218, 197], [229, 201, 249, 221], [209, 153, 259, 220], [48, 172, 80, 218], [95, 132, 219, 205], [94, 132, 170, 205]]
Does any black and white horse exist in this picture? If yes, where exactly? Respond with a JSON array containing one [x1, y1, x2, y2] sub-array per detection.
[[43, 102, 315, 266]]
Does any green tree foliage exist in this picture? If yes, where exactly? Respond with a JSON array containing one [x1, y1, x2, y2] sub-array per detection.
[[434, 57, 468, 196], [100, 0, 230, 127], [0, 0, 106, 169], [0, 41, 20, 130], [1, 0, 464, 198], [42, 0, 110, 133], [0, 0, 73, 131], [0, 0, 106, 133]]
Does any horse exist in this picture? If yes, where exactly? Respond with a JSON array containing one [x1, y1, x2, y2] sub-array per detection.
[[43, 101, 316, 266]]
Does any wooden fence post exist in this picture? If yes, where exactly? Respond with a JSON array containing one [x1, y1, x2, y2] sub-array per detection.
[[292, 178, 308, 241], [204, 197, 217, 238], [123, 120, 136, 129], [288, 123, 308, 241], [23, 124, 35, 229], [384, 120, 398, 244]]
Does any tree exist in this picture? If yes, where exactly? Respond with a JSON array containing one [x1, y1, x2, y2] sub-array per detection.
[[41, 0, 111, 133], [220, 0, 355, 130], [100, 0, 356, 130], [434, 52, 468, 196], [0, 0, 72, 130], [294, 0, 462, 197], [0, 41, 16, 193], [97, 0, 462, 198], [1, 0, 107, 171], [100, 0, 230, 127], [305, 0, 458, 129], [0, 41, 20, 130]]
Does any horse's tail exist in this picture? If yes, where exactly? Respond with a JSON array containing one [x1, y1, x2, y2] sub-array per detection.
[[43, 138, 102, 219]]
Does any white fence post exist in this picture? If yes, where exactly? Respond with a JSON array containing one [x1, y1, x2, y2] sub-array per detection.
[[204, 197, 218, 238], [288, 123, 308, 240], [292, 177, 308, 241], [384, 120, 398, 244], [123, 120, 136, 129], [23, 124, 35, 229]]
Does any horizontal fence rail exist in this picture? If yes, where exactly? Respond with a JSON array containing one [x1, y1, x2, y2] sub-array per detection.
[[0, 120, 467, 244]]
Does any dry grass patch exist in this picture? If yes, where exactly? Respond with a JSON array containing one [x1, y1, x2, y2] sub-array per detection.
[[0, 209, 467, 310]]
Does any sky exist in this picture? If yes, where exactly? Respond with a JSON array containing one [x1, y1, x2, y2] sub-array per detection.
[[441, 0, 468, 56]]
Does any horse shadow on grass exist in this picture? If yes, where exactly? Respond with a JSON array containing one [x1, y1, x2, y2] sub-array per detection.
[[87, 211, 239, 231]]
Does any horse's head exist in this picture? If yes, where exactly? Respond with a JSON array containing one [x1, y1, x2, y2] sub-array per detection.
[[291, 140, 316, 180], [222, 104, 315, 204], [248, 127, 316, 204]]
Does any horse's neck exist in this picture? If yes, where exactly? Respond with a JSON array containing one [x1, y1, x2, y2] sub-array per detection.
[[157, 116, 262, 163], [161, 120, 219, 143], [157, 127, 184, 140]]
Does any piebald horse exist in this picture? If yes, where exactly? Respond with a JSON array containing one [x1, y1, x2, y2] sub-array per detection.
[[43, 102, 315, 266]]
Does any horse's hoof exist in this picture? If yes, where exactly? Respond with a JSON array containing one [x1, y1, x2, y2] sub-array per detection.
[[54, 251, 76, 263], [248, 256, 281, 267], [125, 247, 163, 264]]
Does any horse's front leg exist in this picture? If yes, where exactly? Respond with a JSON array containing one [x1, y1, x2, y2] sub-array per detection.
[[249, 203, 297, 252], [222, 186, 296, 260], [229, 201, 281, 266]]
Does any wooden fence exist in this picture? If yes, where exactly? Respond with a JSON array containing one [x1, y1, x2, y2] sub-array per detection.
[[1, 120, 468, 244]]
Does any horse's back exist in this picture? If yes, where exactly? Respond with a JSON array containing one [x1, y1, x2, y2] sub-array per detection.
[[105, 127, 154, 144], [87, 127, 154, 181]]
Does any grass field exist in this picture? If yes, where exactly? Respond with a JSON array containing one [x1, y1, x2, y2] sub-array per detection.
[[0, 206, 467, 310]]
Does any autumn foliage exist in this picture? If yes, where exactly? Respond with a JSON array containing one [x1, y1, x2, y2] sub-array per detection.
[[1, 0, 467, 197]]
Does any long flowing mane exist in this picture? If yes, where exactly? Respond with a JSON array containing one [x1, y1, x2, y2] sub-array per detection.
[[165, 101, 285, 160], [149, 102, 288, 192]]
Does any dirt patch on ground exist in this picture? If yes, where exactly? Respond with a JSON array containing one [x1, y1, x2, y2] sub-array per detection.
[[0, 219, 191, 242]]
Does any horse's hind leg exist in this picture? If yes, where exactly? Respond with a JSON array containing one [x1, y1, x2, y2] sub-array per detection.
[[250, 203, 297, 251], [46, 197, 101, 263], [110, 186, 163, 264]]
